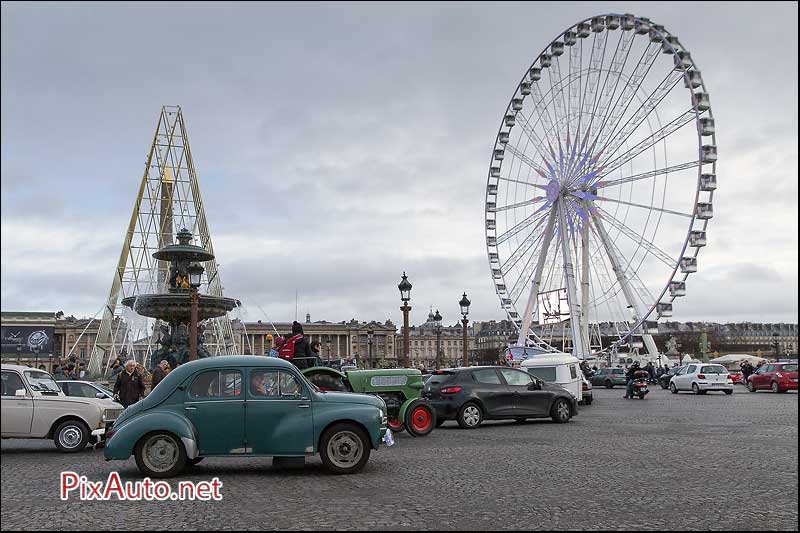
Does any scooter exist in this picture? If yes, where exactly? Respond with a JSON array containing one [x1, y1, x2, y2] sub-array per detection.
[[631, 378, 649, 399]]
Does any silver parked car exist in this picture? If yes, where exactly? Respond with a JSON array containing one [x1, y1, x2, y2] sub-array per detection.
[[669, 363, 733, 395], [2, 364, 123, 452]]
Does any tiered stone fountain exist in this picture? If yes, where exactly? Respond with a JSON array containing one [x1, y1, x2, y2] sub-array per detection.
[[122, 228, 239, 368]]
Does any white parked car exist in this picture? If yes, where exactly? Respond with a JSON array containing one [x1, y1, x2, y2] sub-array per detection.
[[56, 380, 116, 402], [1, 364, 124, 452], [669, 363, 733, 395]]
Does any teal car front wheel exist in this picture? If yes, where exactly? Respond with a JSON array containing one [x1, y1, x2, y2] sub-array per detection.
[[134, 431, 187, 479], [319, 423, 371, 475]]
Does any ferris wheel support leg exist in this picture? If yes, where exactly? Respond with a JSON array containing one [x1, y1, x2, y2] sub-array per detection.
[[580, 210, 591, 356], [592, 214, 653, 351], [557, 201, 589, 360], [516, 208, 558, 347]]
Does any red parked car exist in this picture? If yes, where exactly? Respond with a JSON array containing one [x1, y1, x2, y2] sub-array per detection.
[[728, 370, 744, 384], [746, 362, 798, 393]]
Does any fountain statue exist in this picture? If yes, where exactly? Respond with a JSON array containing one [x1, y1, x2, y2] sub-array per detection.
[[122, 228, 239, 368]]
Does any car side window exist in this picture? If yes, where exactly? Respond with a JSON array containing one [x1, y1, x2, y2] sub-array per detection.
[[687, 365, 697, 374], [1, 371, 26, 397], [676, 367, 687, 375], [569, 364, 577, 379], [472, 369, 502, 384], [249, 370, 279, 398], [500, 368, 533, 386], [76, 383, 100, 398], [189, 370, 242, 398], [765, 365, 775, 372], [278, 371, 304, 398]]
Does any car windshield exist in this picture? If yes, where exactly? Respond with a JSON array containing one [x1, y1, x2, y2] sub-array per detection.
[[779, 364, 797, 372], [700, 365, 727, 374], [94, 383, 114, 396], [23, 370, 61, 392]]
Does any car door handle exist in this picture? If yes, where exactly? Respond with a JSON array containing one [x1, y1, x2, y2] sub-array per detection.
[[184, 406, 197, 411], [297, 404, 310, 409]]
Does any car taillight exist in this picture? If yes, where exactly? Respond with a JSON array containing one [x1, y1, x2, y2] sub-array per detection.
[[697, 374, 705, 379], [440, 387, 462, 394]]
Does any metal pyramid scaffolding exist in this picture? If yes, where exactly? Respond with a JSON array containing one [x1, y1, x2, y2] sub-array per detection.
[[88, 106, 238, 376]]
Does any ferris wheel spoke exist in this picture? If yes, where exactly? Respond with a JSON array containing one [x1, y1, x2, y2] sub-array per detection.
[[596, 160, 699, 189], [595, 108, 697, 180], [504, 139, 550, 178], [585, 42, 662, 175], [547, 58, 569, 148], [596, 71, 686, 169], [595, 196, 693, 218], [497, 208, 551, 244], [578, 31, 608, 137], [583, 30, 636, 157], [595, 206, 678, 267], [493, 196, 547, 213], [498, 176, 544, 187], [499, 217, 550, 273]]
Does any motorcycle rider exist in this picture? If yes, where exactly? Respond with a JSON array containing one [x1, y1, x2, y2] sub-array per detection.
[[624, 361, 641, 399]]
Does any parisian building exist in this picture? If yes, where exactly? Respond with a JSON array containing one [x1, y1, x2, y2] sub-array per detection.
[[403, 309, 476, 369], [2, 311, 796, 371]]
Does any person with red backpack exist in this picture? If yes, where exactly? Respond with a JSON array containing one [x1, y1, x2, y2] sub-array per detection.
[[278, 321, 313, 369]]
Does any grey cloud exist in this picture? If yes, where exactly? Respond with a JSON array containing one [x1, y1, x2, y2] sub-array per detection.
[[1, 2, 798, 327]]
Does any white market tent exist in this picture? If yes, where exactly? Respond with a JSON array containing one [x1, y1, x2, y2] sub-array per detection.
[[709, 354, 767, 365]]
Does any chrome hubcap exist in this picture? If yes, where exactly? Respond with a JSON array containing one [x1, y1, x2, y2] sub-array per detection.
[[327, 431, 363, 468], [463, 406, 480, 426], [557, 402, 570, 420], [59, 426, 82, 448], [142, 435, 179, 473]]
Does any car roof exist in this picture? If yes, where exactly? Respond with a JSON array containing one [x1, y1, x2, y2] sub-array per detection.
[[1, 364, 47, 373], [139, 355, 298, 407], [520, 353, 580, 365]]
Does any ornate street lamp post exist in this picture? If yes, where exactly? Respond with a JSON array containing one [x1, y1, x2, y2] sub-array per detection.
[[433, 309, 442, 369], [398, 272, 412, 368], [187, 262, 204, 361], [459, 292, 471, 367], [326, 335, 332, 361], [367, 328, 374, 369]]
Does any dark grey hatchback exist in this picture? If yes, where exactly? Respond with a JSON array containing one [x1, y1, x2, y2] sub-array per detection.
[[422, 366, 578, 429]]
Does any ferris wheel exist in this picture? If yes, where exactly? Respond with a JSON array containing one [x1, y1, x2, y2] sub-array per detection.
[[485, 14, 716, 358]]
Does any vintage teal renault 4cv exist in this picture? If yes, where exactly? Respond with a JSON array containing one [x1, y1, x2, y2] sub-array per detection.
[[104, 356, 389, 478]]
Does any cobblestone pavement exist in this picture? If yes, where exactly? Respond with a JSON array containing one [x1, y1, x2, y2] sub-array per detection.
[[2, 386, 797, 530]]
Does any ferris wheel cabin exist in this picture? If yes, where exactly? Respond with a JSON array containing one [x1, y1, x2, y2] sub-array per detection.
[[669, 281, 687, 297], [680, 257, 698, 273], [689, 230, 707, 247], [700, 174, 716, 191]]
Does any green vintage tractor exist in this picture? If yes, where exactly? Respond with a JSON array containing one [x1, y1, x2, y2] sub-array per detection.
[[301, 364, 436, 437]]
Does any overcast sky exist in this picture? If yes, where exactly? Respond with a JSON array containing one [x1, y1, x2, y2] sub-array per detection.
[[1, 1, 798, 328]]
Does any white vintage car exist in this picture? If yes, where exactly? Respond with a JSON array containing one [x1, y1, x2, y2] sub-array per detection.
[[1, 364, 124, 452]]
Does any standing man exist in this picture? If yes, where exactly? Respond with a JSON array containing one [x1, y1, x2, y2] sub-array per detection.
[[150, 360, 169, 390], [113, 360, 145, 408]]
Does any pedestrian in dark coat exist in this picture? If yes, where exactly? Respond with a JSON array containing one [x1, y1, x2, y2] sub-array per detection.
[[150, 360, 169, 390], [289, 321, 313, 370], [113, 360, 145, 408]]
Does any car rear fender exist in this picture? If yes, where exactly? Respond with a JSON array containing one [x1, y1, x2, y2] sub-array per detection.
[[103, 411, 196, 460]]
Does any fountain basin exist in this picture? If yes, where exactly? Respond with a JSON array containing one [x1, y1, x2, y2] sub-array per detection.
[[122, 292, 240, 322]]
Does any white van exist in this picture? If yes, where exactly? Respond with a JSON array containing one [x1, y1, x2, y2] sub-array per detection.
[[520, 353, 583, 403]]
